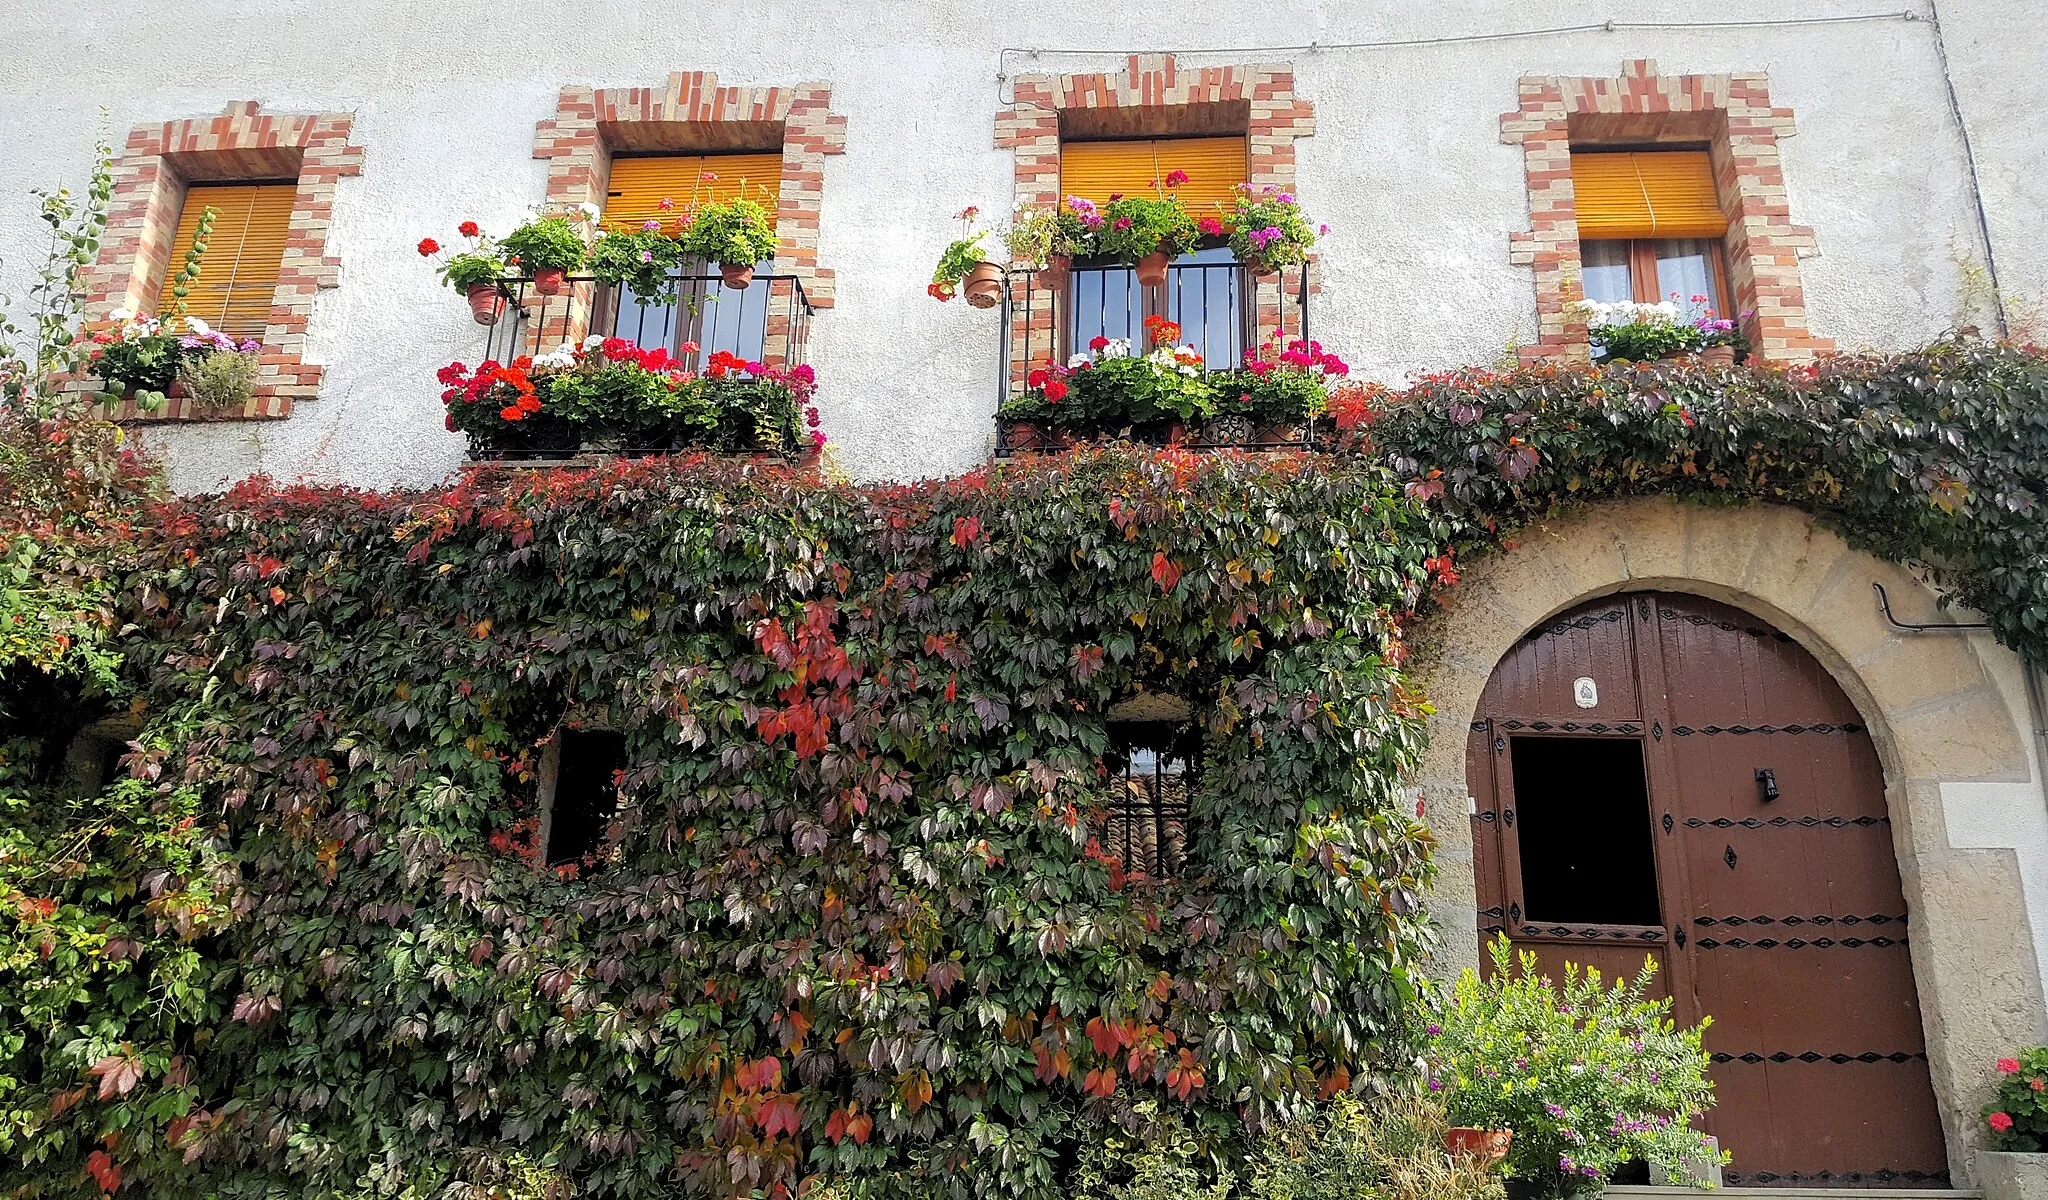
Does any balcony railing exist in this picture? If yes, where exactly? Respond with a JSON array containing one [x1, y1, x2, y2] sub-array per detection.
[[477, 272, 813, 371], [994, 258, 1315, 455]]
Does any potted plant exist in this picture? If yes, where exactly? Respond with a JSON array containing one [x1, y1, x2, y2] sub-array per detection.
[[591, 223, 690, 304], [1984, 1049, 2048, 1152], [998, 327, 1212, 442], [680, 195, 778, 289], [1005, 199, 1095, 289], [1096, 191, 1198, 287], [1203, 335, 1347, 444], [85, 312, 186, 410], [499, 213, 588, 296], [1430, 937, 1728, 1200], [1685, 301, 1751, 367], [1571, 299, 1701, 364], [420, 223, 511, 324], [1228, 184, 1323, 278], [930, 207, 1003, 308], [175, 328, 263, 415]]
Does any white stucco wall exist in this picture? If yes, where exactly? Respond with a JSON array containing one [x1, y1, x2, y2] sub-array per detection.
[[0, 0, 2043, 491]]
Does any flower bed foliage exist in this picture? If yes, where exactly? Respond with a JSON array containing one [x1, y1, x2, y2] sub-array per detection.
[[1001, 331, 1348, 435], [438, 338, 821, 457], [1570, 299, 1746, 363], [0, 448, 1444, 1200]]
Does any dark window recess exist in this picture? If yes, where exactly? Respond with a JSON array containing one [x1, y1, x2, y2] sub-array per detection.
[[1510, 736, 1661, 925], [1103, 720, 1198, 877], [545, 729, 627, 867]]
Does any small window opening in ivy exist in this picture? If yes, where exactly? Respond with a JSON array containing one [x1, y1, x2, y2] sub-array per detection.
[[1104, 696, 1200, 878], [539, 728, 628, 870], [61, 720, 137, 795]]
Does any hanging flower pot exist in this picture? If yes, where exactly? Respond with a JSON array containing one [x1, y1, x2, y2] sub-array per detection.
[[1244, 252, 1279, 280], [532, 267, 567, 296], [1035, 254, 1071, 290], [466, 284, 506, 326], [720, 263, 755, 290], [1136, 248, 1171, 288], [1443, 1127, 1513, 1164], [962, 261, 1004, 309]]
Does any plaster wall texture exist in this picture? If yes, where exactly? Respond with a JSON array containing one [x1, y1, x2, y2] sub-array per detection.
[[1410, 496, 2048, 1185], [0, 1, 2043, 489]]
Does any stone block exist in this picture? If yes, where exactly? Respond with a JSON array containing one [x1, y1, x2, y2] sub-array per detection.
[[1981, 1151, 2048, 1200]]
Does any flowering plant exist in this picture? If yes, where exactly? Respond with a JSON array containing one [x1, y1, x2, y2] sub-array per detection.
[[1430, 937, 1726, 1199], [175, 327, 262, 412], [498, 213, 589, 274], [1572, 296, 1750, 363], [1227, 184, 1322, 271], [1984, 1048, 2048, 1150], [437, 338, 820, 456], [419, 221, 510, 292], [680, 195, 778, 268], [1000, 321, 1211, 429], [590, 227, 690, 302], [83, 312, 204, 409], [1094, 194, 1199, 263], [1003, 200, 1095, 267], [1207, 336, 1348, 424], [930, 207, 998, 301]]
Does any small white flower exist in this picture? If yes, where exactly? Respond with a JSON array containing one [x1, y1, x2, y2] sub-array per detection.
[[184, 316, 211, 336], [584, 334, 606, 349], [1068, 353, 1092, 368], [577, 201, 602, 221], [109, 307, 133, 321]]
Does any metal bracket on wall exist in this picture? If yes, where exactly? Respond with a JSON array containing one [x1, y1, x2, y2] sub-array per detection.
[[1873, 582, 1990, 633]]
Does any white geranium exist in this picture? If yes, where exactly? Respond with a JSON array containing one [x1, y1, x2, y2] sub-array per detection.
[[184, 316, 212, 336], [109, 307, 133, 321], [533, 344, 578, 369], [1571, 298, 1681, 328]]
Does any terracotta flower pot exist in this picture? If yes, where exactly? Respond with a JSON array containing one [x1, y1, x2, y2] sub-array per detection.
[[1136, 249, 1171, 288], [720, 263, 755, 290], [532, 267, 566, 296], [1697, 344, 1737, 368], [1443, 1127, 1513, 1164], [1244, 252, 1279, 280], [166, 380, 188, 400], [1004, 419, 1042, 449], [962, 261, 1005, 309], [1035, 254, 1071, 290], [466, 284, 506, 326]]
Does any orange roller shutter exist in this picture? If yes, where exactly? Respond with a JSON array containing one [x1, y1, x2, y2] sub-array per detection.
[[1059, 137, 1248, 223], [603, 153, 783, 234], [157, 182, 294, 340], [1570, 151, 1727, 240]]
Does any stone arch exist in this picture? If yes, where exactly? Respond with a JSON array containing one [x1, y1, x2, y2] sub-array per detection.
[[1410, 496, 2048, 1186]]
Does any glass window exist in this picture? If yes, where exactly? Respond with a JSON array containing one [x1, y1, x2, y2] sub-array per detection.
[[1654, 239, 1720, 317], [1580, 240, 1634, 304], [1069, 247, 1242, 369]]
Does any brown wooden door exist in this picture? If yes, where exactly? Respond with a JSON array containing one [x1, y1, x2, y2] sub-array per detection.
[[1468, 591, 1947, 1188]]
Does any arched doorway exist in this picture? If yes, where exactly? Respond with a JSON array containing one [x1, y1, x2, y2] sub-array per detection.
[[1468, 590, 1948, 1187]]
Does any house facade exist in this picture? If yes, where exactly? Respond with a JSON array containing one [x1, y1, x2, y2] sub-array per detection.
[[6, 0, 2048, 1191]]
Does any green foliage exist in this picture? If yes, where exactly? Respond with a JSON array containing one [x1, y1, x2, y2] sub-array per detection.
[[0, 448, 1441, 1199], [1095, 196, 1199, 263], [500, 215, 589, 274], [0, 136, 115, 413], [85, 326, 183, 400], [681, 197, 779, 267], [1071, 1099, 1234, 1200], [931, 232, 993, 289], [1366, 340, 2048, 666], [1000, 343, 1214, 430], [441, 251, 510, 293], [1430, 938, 1722, 1198], [1985, 1048, 2048, 1150], [175, 347, 260, 413], [1003, 204, 1093, 267], [163, 204, 218, 319], [589, 230, 688, 302], [1242, 1094, 1504, 1200]]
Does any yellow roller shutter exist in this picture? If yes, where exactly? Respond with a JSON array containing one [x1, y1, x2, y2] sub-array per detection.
[[157, 182, 293, 340], [1570, 151, 1727, 239], [1060, 137, 1248, 223], [603, 153, 783, 234]]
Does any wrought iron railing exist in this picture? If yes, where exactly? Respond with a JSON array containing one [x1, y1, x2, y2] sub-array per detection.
[[994, 258, 1315, 455], [477, 272, 813, 371]]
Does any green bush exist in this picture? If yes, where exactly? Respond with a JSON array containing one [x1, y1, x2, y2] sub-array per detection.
[[1244, 1094, 1504, 1200], [499, 214, 588, 274], [681, 196, 779, 267], [589, 229, 687, 301], [1430, 938, 1723, 1198]]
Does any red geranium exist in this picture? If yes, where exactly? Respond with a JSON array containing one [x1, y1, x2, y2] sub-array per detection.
[[458, 221, 480, 238], [1042, 379, 1068, 403], [417, 238, 440, 256], [1088, 335, 1110, 352]]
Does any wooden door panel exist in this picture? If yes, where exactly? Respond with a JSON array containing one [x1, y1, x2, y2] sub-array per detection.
[[1472, 591, 1948, 1189], [1480, 599, 1640, 721]]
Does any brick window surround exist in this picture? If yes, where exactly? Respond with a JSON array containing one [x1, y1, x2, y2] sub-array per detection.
[[1502, 59, 1834, 364], [531, 72, 845, 352], [995, 54, 1315, 377], [78, 102, 363, 421]]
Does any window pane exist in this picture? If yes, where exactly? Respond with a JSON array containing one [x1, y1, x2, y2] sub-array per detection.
[[1653, 239, 1719, 317], [1070, 264, 1146, 354], [1580, 240, 1633, 304], [603, 259, 776, 366], [1509, 736, 1661, 926], [1165, 246, 1241, 368]]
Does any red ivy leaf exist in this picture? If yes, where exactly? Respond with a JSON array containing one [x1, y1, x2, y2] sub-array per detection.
[[1151, 552, 1182, 593], [89, 1052, 144, 1100]]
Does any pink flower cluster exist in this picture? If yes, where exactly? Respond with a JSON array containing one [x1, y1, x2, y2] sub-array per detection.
[[1065, 195, 1104, 230], [1245, 338, 1349, 377]]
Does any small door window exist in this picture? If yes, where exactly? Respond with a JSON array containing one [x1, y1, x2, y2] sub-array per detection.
[[1509, 736, 1660, 926]]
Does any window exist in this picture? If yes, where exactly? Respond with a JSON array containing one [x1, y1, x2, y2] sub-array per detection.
[[157, 182, 294, 339], [1508, 736, 1660, 926], [1102, 697, 1201, 878], [1059, 137, 1248, 366], [1571, 151, 1731, 313], [538, 728, 628, 869], [600, 153, 783, 359]]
